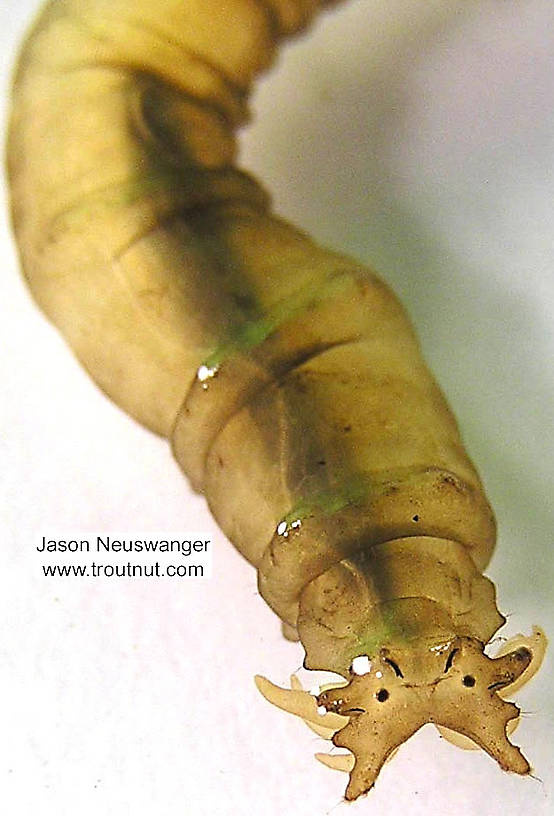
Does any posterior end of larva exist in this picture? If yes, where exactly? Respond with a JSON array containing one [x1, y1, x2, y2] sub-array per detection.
[[313, 631, 546, 799]]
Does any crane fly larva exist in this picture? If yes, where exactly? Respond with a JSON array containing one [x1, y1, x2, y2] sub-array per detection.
[[7, 0, 546, 800]]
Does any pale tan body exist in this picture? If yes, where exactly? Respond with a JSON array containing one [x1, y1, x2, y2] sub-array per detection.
[[8, 0, 545, 799]]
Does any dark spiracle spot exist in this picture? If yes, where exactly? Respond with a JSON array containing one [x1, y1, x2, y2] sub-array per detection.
[[376, 688, 389, 702], [412, 514, 419, 522], [462, 675, 476, 687]]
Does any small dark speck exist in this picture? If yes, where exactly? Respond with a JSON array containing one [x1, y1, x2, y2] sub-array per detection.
[[412, 515, 419, 522], [343, 425, 352, 432], [317, 459, 326, 466]]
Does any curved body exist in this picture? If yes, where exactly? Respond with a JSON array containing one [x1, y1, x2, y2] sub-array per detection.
[[8, 0, 544, 800]]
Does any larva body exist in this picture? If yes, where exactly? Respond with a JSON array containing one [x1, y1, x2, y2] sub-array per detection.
[[7, 0, 546, 801]]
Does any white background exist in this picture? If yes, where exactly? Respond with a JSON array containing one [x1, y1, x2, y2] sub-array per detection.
[[1, 1, 553, 814]]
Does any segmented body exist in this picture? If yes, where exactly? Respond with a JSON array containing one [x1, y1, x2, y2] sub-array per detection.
[[8, 0, 544, 800]]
